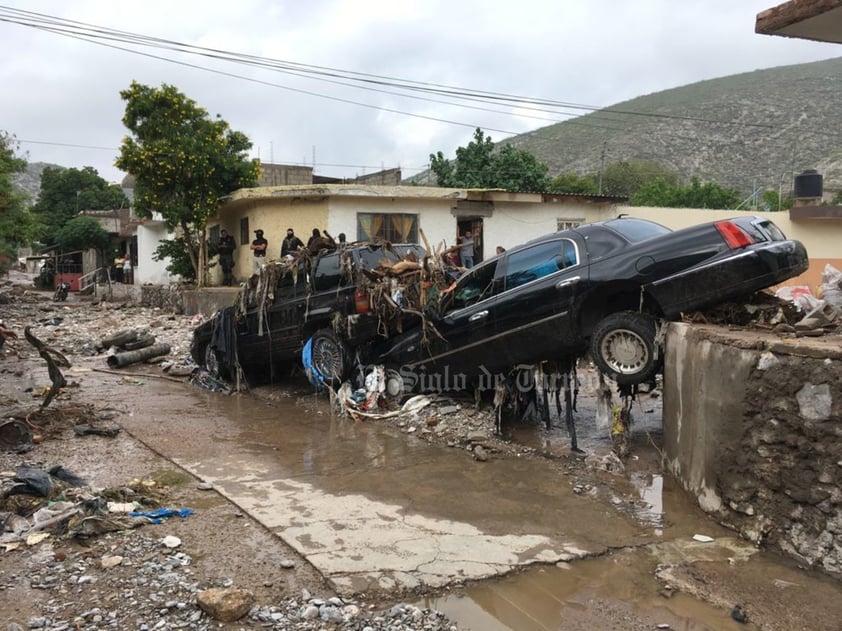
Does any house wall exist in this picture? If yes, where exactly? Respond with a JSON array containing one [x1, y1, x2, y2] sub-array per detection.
[[482, 199, 616, 254], [326, 196, 455, 249], [136, 223, 173, 285], [616, 206, 842, 291], [325, 195, 615, 260], [219, 198, 329, 275]]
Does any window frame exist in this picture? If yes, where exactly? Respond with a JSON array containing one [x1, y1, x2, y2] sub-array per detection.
[[501, 238, 580, 292], [356, 212, 419, 243]]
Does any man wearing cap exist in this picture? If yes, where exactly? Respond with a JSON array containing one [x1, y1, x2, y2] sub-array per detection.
[[280, 228, 304, 258], [250, 229, 268, 274]]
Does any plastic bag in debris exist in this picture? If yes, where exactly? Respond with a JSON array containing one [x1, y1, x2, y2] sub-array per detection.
[[129, 507, 194, 524], [776, 285, 819, 312], [821, 264, 842, 310], [32, 501, 77, 526], [9, 466, 54, 497], [302, 337, 326, 389]]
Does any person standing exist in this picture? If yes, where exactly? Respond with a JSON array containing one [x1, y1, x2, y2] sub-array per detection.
[[458, 229, 475, 269], [306, 228, 321, 249], [123, 255, 133, 285], [250, 229, 268, 274], [217, 229, 236, 285], [280, 228, 304, 258]]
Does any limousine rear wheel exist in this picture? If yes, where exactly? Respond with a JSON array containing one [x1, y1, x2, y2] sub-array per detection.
[[591, 311, 657, 385], [308, 329, 352, 388]]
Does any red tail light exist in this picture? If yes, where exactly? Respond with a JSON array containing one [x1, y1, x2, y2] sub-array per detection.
[[354, 288, 370, 313], [715, 221, 754, 249]]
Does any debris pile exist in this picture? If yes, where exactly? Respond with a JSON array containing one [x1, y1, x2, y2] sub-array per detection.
[[686, 288, 841, 337], [239, 233, 460, 342], [0, 465, 188, 552]]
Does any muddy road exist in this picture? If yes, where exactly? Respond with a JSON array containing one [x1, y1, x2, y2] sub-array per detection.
[[2, 283, 842, 629]]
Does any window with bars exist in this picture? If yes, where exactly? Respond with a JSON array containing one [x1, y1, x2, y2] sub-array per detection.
[[239, 218, 249, 245], [356, 213, 418, 243]]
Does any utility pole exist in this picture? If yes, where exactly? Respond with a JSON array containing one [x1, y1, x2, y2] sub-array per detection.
[[598, 141, 607, 195]]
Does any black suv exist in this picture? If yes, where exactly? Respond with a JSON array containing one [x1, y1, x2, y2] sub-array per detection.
[[190, 243, 425, 385]]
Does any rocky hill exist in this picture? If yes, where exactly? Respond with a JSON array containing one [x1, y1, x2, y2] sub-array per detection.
[[420, 57, 842, 196], [12, 161, 62, 205]]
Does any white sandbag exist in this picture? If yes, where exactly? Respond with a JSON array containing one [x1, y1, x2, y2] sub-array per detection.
[[821, 264, 842, 310]]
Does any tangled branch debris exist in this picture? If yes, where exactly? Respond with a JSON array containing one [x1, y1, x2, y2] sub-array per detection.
[[24, 326, 69, 408]]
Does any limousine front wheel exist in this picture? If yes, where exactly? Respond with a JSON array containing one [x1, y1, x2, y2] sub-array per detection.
[[591, 311, 657, 385]]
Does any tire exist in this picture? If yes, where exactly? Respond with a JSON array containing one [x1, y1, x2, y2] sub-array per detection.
[[590, 311, 658, 385], [305, 329, 352, 388]]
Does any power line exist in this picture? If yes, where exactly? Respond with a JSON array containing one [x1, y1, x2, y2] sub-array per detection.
[[0, 5, 780, 132]]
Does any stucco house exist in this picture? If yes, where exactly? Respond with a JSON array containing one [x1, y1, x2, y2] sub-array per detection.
[[208, 184, 626, 284]]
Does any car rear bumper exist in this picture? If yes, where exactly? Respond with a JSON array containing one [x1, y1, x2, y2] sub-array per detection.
[[646, 240, 809, 317]]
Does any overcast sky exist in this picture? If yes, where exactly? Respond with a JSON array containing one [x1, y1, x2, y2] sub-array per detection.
[[1, 0, 839, 185]]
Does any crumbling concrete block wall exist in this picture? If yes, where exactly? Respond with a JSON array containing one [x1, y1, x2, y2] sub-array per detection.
[[141, 284, 184, 314], [663, 322, 842, 578]]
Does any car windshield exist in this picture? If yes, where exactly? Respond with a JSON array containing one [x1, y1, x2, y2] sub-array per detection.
[[606, 218, 671, 243]]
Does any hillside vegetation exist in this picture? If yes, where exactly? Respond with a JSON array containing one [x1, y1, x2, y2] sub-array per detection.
[[494, 56, 842, 195]]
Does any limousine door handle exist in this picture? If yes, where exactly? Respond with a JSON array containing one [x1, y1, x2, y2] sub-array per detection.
[[469, 310, 489, 322], [556, 276, 580, 289]]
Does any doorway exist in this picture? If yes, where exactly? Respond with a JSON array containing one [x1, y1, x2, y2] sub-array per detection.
[[456, 218, 484, 265]]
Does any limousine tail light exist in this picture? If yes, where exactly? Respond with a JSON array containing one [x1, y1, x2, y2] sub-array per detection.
[[715, 220, 755, 249], [354, 288, 370, 314]]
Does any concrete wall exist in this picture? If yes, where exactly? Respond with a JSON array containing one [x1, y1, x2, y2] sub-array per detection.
[[136, 223, 173, 285], [258, 164, 313, 187], [485, 198, 616, 253], [663, 323, 842, 577]]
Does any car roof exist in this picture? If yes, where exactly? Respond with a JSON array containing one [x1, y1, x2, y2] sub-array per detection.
[[514, 217, 670, 249]]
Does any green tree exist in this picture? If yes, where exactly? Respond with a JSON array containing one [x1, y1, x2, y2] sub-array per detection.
[[601, 160, 679, 197], [630, 176, 742, 209], [32, 166, 128, 244], [758, 189, 792, 212], [429, 128, 549, 191], [116, 82, 260, 285], [54, 215, 111, 252], [548, 171, 599, 195], [0, 132, 40, 268]]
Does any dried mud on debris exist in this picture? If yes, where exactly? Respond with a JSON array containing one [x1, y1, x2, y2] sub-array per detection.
[[0, 280, 461, 629]]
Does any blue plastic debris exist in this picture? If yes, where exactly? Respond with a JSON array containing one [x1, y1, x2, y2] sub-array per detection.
[[302, 337, 327, 389], [129, 507, 194, 524]]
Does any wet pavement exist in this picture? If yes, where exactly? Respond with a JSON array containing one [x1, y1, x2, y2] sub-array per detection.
[[52, 352, 842, 631]]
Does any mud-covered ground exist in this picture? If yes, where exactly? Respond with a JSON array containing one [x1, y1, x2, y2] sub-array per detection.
[[3, 273, 842, 631]]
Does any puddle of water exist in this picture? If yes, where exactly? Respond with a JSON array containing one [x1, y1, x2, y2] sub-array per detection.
[[419, 551, 757, 631]]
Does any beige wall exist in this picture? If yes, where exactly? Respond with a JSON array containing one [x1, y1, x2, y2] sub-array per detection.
[[214, 198, 329, 278], [616, 206, 842, 291]]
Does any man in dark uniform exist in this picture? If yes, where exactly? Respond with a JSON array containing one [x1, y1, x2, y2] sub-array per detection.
[[217, 229, 236, 285], [280, 228, 304, 258], [250, 229, 268, 274]]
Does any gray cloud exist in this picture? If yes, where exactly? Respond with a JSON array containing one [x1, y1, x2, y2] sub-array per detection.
[[1, 0, 838, 184]]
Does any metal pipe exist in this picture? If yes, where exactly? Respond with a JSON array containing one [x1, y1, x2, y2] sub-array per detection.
[[106, 344, 171, 368]]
